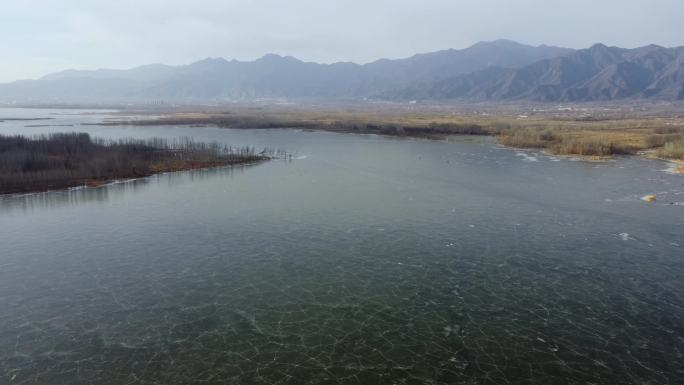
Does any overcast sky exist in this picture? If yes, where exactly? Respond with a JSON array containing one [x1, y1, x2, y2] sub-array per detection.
[[1, 0, 683, 82]]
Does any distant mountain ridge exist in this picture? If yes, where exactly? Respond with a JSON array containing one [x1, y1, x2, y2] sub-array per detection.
[[1, 40, 683, 103], [383, 43, 684, 101]]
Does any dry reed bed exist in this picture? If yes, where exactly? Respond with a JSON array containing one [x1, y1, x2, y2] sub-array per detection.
[[112, 111, 684, 161]]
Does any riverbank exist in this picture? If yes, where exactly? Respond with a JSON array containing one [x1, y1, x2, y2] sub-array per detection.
[[662, 159, 684, 174], [0, 133, 271, 195], [103, 107, 684, 164]]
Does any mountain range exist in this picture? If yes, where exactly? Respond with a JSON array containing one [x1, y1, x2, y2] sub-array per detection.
[[1, 40, 683, 103]]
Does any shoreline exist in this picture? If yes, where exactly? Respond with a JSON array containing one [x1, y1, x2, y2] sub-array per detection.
[[660, 159, 684, 174], [99, 111, 684, 168], [0, 158, 268, 196]]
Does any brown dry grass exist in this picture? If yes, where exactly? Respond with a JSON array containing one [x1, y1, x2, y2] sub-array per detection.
[[113, 108, 684, 160], [657, 139, 684, 159]]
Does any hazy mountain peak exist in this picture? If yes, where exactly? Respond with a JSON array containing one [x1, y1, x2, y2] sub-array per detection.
[[193, 57, 229, 65], [588, 43, 615, 52], [256, 53, 302, 64], [471, 39, 528, 48], [643, 43, 666, 50], [258, 53, 284, 60]]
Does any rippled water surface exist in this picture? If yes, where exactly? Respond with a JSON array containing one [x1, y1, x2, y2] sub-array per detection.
[[1, 109, 683, 384]]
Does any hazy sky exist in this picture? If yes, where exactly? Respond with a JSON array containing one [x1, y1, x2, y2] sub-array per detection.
[[2, 0, 683, 82]]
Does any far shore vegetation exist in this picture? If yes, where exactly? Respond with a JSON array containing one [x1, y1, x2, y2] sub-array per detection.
[[102, 107, 684, 169], [0, 133, 274, 194]]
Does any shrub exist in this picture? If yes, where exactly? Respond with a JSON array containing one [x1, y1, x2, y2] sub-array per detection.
[[645, 134, 684, 148], [553, 137, 609, 156], [658, 139, 684, 159], [498, 128, 559, 148], [653, 126, 684, 134]]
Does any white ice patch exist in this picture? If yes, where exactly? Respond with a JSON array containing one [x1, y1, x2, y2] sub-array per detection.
[[662, 162, 683, 174], [515, 152, 539, 162]]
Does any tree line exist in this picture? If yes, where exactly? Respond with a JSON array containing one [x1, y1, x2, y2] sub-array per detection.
[[0, 133, 277, 194]]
